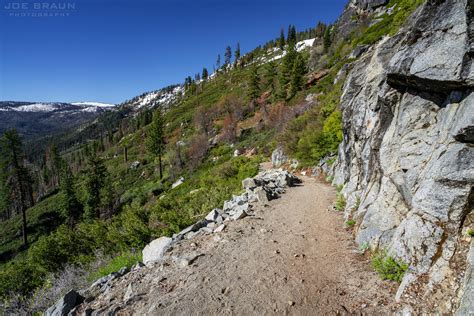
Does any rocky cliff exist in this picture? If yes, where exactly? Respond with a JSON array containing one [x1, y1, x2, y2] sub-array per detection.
[[326, 0, 473, 312]]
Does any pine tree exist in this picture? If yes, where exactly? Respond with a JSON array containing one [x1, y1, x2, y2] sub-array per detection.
[[83, 154, 107, 220], [279, 28, 285, 50], [146, 109, 165, 179], [50, 144, 63, 188], [0, 129, 33, 247], [264, 61, 277, 94], [0, 167, 10, 221], [324, 26, 332, 51], [59, 164, 82, 227], [248, 66, 260, 101], [224, 46, 232, 66], [290, 53, 306, 97], [278, 41, 297, 99], [287, 25, 297, 46], [202, 67, 209, 80], [234, 42, 241, 63], [315, 21, 326, 38], [216, 54, 221, 69]]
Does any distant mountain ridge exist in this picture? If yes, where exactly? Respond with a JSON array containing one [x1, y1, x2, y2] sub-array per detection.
[[0, 101, 116, 138]]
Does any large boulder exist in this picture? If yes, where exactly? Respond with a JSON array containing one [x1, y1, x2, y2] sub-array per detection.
[[45, 290, 83, 316], [142, 237, 173, 266]]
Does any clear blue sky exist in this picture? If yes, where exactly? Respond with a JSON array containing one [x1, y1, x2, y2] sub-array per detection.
[[0, 0, 347, 104]]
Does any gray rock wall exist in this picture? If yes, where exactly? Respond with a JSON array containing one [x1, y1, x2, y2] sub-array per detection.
[[328, 0, 473, 307]]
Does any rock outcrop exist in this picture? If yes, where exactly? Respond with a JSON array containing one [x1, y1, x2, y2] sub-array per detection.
[[327, 0, 473, 311], [45, 290, 83, 316]]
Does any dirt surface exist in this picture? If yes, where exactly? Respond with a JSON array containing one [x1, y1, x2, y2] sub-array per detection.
[[78, 175, 401, 315]]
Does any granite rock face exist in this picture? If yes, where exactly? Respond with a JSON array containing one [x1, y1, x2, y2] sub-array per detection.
[[327, 0, 473, 309]]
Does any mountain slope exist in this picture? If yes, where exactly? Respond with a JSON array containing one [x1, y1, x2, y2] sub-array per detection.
[[0, 101, 116, 139]]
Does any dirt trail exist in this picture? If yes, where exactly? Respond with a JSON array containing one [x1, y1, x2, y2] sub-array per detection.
[[80, 175, 400, 315]]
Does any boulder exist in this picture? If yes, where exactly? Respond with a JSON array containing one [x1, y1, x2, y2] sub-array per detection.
[[176, 219, 208, 238], [129, 161, 140, 169], [171, 176, 184, 189], [45, 290, 83, 316], [242, 178, 257, 190], [142, 237, 173, 266], [253, 187, 268, 204], [231, 209, 248, 221], [214, 224, 226, 233], [271, 146, 288, 168], [205, 209, 220, 221]]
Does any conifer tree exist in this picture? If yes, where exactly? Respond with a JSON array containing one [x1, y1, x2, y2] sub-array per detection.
[[0, 165, 10, 220], [234, 42, 241, 63], [224, 46, 232, 66], [0, 129, 33, 246], [202, 67, 209, 80], [216, 54, 221, 69], [264, 61, 277, 95], [324, 26, 332, 51], [248, 66, 260, 101], [146, 109, 165, 179], [83, 153, 108, 220], [59, 164, 82, 227], [290, 53, 306, 97], [278, 41, 297, 99], [279, 28, 285, 50], [287, 25, 297, 46]]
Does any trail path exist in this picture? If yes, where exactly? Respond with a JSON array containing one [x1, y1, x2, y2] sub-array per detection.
[[78, 175, 400, 315]]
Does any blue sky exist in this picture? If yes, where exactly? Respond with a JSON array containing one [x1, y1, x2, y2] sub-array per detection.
[[0, 0, 347, 104]]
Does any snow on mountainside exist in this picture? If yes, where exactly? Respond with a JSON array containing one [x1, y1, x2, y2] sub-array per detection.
[[0, 101, 116, 113], [258, 38, 316, 64], [128, 85, 184, 110], [0, 101, 117, 138]]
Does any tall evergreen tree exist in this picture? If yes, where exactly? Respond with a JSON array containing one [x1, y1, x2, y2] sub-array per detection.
[[287, 25, 297, 46], [0, 129, 33, 247], [146, 109, 165, 179], [248, 66, 260, 101], [234, 42, 241, 63], [324, 26, 332, 51], [278, 41, 297, 99], [216, 54, 221, 69], [264, 61, 277, 95], [0, 166, 10, 221], [59, 164, 82, 227], [279, 28, 285, 50], [290, 53, 306, 97], [83, 154, 107, 220], [224, 46, 232, 66], [202, 67, 209, 80]]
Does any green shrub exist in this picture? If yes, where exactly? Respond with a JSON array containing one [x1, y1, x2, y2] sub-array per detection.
[[0, 262, 44, 298], [467, 228, 474, 237], [335, 193, 346, 211], [372, 250, 408, 283], [89, 251, 141, 281], [345, 219, 356, 227]]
